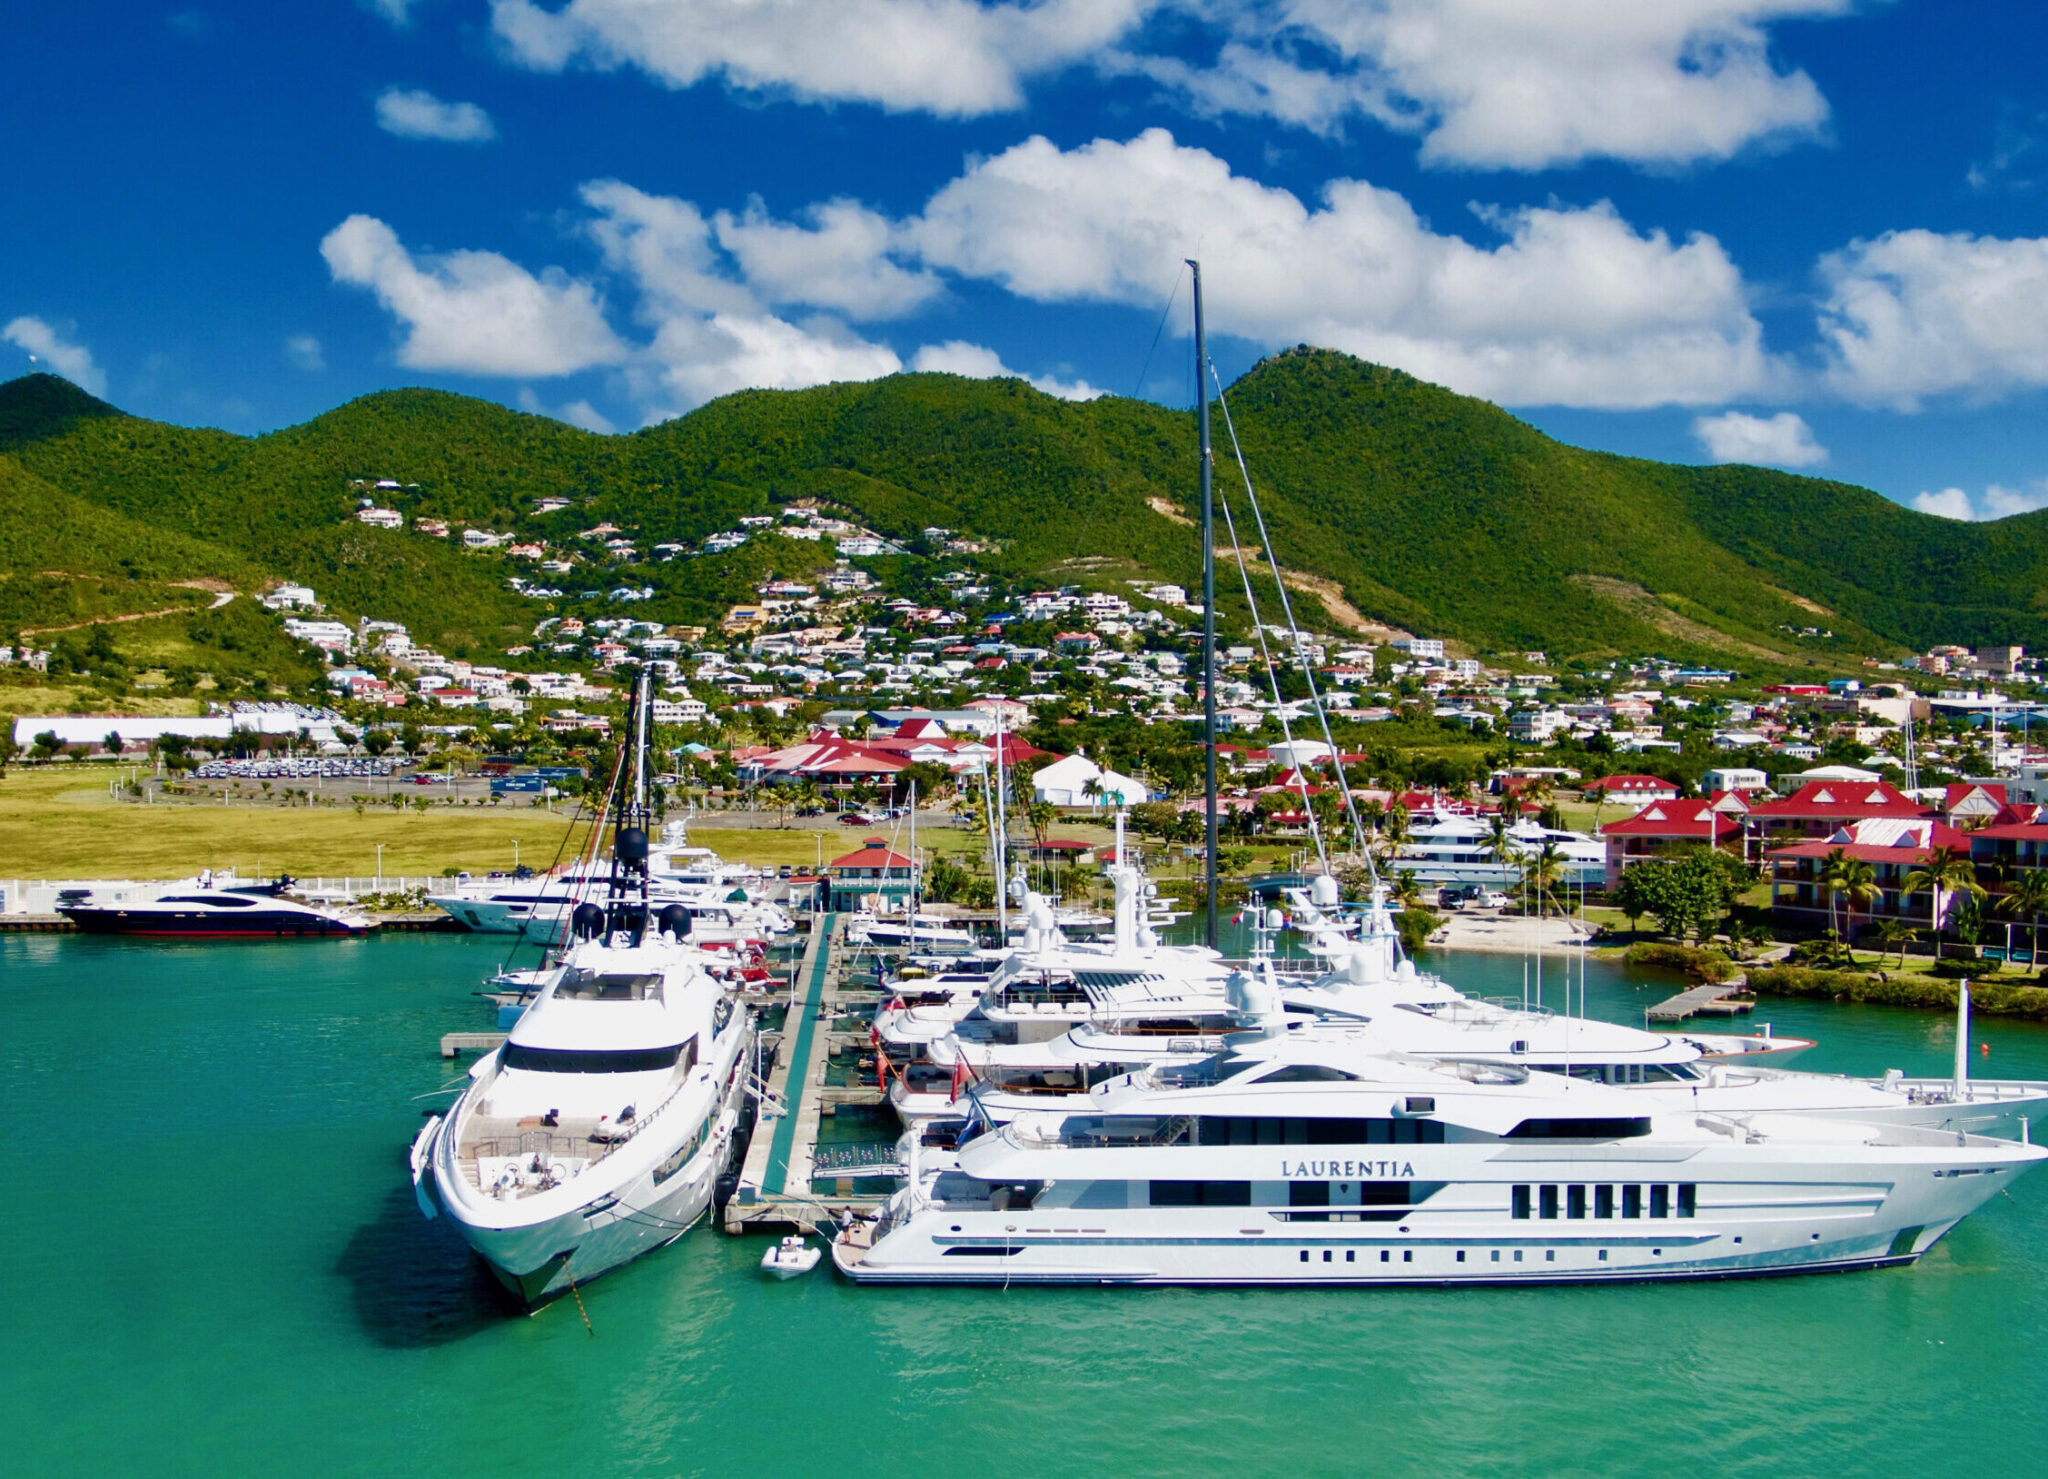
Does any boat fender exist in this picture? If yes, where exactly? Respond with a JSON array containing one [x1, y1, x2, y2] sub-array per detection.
[[571, 902, 606, 940], [659, 904, 691, 939]]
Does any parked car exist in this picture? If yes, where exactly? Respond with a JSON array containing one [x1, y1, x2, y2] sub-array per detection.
[[1477, 890, 1511, 910], [839, 812, 876, 826]]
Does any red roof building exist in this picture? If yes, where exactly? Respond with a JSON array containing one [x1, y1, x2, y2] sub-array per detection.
[[1599, 795, 1747, 877], [827, 838, 917, 910], [1581, 774, 1681, 805], [1767, 818, 1969, 933], [1746, 780, 1932, 841]]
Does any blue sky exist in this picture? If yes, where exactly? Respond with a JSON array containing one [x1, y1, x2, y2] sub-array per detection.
[[8, 2, 2048, 520]]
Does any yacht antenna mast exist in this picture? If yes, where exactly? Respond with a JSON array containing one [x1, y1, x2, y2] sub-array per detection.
[[1189, 258, 1218, 950]]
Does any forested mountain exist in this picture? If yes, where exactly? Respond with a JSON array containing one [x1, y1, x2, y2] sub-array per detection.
[[2, 350, 2040, 667]]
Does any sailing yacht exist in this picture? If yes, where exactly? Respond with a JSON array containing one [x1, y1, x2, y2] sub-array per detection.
[[409, 676, 756, 1306], [834, 999, 2047, 1285]]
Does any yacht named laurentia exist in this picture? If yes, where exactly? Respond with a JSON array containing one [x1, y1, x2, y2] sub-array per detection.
[[410, 674, 756, 1306], [834, 984, 2046, 1285]]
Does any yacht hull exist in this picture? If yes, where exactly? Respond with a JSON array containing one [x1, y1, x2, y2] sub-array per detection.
[[59, 908, 369, 937], [423, 1062, 750, 1308], [835, 1141, 2033, 1287]]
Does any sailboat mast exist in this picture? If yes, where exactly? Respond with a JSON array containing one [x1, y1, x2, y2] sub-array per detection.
[[1189, 258, 1219, 950]]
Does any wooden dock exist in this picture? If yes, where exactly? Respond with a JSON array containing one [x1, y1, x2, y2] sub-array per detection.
[[725, 912, 890, 1235], [1646, 976, 1756, 1023]]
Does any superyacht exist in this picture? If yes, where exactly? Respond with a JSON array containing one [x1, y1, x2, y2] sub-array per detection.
[[410, 676, 756, 1306]]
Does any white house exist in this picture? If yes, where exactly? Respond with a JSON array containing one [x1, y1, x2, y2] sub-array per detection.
[[1031, 752, 1148, 808]]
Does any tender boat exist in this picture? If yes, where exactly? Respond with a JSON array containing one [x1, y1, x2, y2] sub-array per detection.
[[410, 675, 758, 1307], [760, 1236, 821, 1278], [57, 873, 373, 937]]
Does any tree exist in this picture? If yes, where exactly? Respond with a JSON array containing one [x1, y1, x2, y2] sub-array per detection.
[[1997, 869, 2048, 976], [1874, 918, 1918, 968], [1519, 840, 1567, 918], [1903, 845, 1986, 959], [1821, 850, 1877, 962], [30, 730, 62, 762], [1613, 864, 1660, 935]]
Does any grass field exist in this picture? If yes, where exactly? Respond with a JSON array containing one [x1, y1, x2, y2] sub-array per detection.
[[0, 766, 590, 879]]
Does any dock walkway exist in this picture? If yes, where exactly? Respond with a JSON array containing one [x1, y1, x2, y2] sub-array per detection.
[[725, 912, 889, 1235], [1646, 976, 1755, 1023]]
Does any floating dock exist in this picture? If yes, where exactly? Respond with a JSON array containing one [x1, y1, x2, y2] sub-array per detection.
[[725, 912, 891, 1235], [1646, 977, 1756, 1023], [441, 1031, 507, 1059]]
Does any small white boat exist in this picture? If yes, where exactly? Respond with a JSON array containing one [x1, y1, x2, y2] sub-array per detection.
[[760, 1235, 820, 1279]]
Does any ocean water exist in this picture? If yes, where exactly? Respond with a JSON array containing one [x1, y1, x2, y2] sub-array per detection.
[[3, 931, 2045, 1479]]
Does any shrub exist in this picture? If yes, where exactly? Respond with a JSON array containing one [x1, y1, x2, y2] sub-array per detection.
[[1749, 966, 2048, 1019], [1623, 942, 1735, 982]]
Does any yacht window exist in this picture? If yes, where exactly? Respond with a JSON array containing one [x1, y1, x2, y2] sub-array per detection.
[[1650, 1185, 1670, 1219], [1253, 1064, 1363, 1083], [557, 969, 664, 1002], [1678, 1184, 1697, 1218], [1538, 1185, 1559, 1219], [1511, 1185, 1532, 1220], [1504, 1117, 1652, 1141], [161, 895, 259, 907], [500, 1041, 689, 1074], [1289, 1182, 1332, 1221], [1640, 1064, 1695, 1083], [1594, 1185, 1615, 1219], [1148, 1181, 1251, 1207], [1622, 1185, 1643, 1218], [1059, 1116, 1172, 1146], [1566, 1185, 1587, 1219], [1194, 1116, 1445, 1147]]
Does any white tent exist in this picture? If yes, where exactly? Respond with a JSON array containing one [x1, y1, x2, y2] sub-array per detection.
[[1032, 753, 1148, 807]]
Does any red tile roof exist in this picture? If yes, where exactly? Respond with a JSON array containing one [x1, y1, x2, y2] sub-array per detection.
[[1582, 774, 1679, 795], [1748, 780, 1931, 821], [829, 841, 914, 870], [1600, 798, 1742, 839]]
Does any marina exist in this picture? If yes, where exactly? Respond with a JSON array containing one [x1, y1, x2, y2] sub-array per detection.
[[8, 928, 2048, 1478]]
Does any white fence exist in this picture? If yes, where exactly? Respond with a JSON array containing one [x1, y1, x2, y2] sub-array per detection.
[[0, 875, 449, 915]]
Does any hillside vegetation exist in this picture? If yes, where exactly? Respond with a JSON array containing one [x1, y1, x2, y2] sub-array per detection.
[[2, 352, 2041, 663]]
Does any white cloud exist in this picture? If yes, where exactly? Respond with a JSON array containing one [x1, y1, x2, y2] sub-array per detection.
[[320, 214, 627, 376], [911, 340, 1102, 400], [283, 334, 325, 371], [1142, 1, 1849, 170], [1818, 230, 2048, 409], [489, 0, 1147, 117], [559, 398, 617, 434], [714, 199, 941, 321], [3, 316, 107, 396], [1912, 482, 2048, 522], [907, 129, 1772, 408], [364, 0, 419, 25], [374, 86, 497, 143], [1692, 410, 1825, 467]]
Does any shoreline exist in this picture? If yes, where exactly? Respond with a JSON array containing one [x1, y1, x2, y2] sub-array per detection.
[[1424, 911, 1596, 955]]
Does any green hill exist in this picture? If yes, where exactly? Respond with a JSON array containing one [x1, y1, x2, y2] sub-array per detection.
[[0, 354, 2040, 668]]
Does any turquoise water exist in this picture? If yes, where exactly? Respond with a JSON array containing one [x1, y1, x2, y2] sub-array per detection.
[[4, 931, 2046, 1479]]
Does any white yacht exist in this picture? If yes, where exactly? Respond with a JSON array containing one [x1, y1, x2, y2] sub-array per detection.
[[834, 1012, 2047, 1285], [847, 909, 979, 955], [1391, 811, 1606, 889], [426, 820, 789, 943], [885, 884, 2048, 1139], [410, 679, 756, 1306]]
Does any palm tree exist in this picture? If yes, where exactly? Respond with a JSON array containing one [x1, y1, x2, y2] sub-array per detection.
[[1996, 869, 2048, 976], [1874, 918, 1918, 969], [1833, 855, 1879, 963], [1903, 845, 1986, 960], [1486, 814, 1515, 871], [1817, 845, 1849, 945], [1520, 840, 1567, 918], [1390, 867, 1427, 911]]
